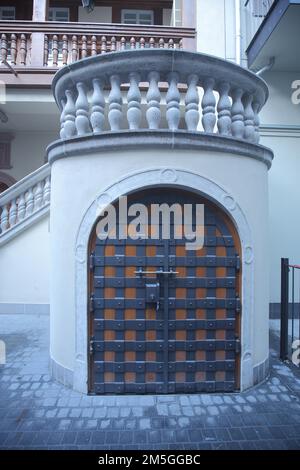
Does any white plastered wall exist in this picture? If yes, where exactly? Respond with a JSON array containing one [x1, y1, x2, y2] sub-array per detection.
[[78, 6, 112, 23], [0, 217, 50, 305], [259, 71, 300, 303], [196, 0, 237, 62], [50, 148, 269, 386], [2, 131, 56, 183]]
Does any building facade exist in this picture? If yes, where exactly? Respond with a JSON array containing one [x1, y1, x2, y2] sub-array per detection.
[[0, 0, 299, 394]]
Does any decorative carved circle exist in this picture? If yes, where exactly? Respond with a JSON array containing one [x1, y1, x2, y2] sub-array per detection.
[[222, 194, 236, 211], [75, 244, 85, 264], [159, 168, 178, 183], [95, 192, 112, 218], [242, 351, 252, 361], [244, 245, 254, 264]]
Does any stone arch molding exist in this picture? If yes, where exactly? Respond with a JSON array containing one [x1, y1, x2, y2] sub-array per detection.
[[74, 168, 254, 393]]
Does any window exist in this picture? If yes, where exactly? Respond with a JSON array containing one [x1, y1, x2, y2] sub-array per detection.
[[0, 6, 16, 20], [121, 9, 154, 25], [49, 7, 70, 22], [0, 134, 13, 170]]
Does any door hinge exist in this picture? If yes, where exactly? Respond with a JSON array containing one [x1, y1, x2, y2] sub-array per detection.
[[235, 337, 241, 354], [89, 294, 95, 313], [236, 296, 241, 313], [89, 337, 95, 355], [89, 252, 95, 271]]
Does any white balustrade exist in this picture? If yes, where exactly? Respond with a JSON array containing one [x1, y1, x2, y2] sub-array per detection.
[[0, 164, 51, 238], [52, 49, 268, 145]]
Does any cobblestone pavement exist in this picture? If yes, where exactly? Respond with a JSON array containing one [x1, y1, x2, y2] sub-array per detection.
[[0, 314, 300, 450]]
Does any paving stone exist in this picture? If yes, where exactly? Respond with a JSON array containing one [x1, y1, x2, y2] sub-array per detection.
[[139, 418, 151, 430], [182, 406, 194, 417], [148, 430, 162, 444], [93, 408, 106, 419], [57, 419, 71, 431], [229, 428, 245, 441], [91, 431, 105, 445], [69, 408, 82, 418], [157, 404, 168, 416], [119, 431, 134, 444], [76, 431, 92, 445], [61, 432, 77, 445], [57, 408, 69, 418], [169, 404, 181, 416], [106, 408, 119, 418], [1, 314, 300, 450], [189, 429, 203, 442]]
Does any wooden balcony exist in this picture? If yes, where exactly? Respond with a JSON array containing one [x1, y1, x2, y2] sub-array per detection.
[[0, 20, 196, 87]]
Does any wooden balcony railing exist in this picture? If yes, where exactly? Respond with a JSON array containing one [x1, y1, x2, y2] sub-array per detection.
[[0, 21, 196, 85]]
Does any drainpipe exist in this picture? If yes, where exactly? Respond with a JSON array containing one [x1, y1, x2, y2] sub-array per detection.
[[256, 57, 275, 76], [235, 0, 242, 65]]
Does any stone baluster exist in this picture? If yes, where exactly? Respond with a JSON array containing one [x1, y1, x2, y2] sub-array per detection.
[[231, 88, 245, 139], [51, 35, 58, 66], [127, 72, 142, 130], [243, 93, 255, 142], [120, 37, 126, 51], [166, 72, 180, 131], [185, 74, 199, 131], [110, 36, 116, 52], [108, 75, 122, 131], [149, 38, 155, 49], [91, 35, 97, 55], [101, 36, 107, 54], [75, 82, 91, 136], [20, 34, 27, 65], [130, 37, 136, 50], [34, 182, 43, 210], [62, 35, 68, 65], [252, 101, 260, 144], [60, 99, 66, 139], [91, 78, 105, 133], [25, 188, 34, 217], [63, 90, 76, 138], [51, 35, 58, 67], [159, 38, 165, 49], [43, 177, 51, 205], [18, 193, 26, 221], [217, 81, 232, 136], [168, 39, 174, 49], [0, 205, 9, 232], [146, 71, 161, 129], [72, 35, 78, 62], [201, 78, 216, 133], [81, 36, 88, 58], [10, 34, 17, 65], [179, 39, 183, 50], [139, 38, 145, 49], [9, 199, 17, 227], [43, 34, 49, 66], [0, 34, 7, 62]]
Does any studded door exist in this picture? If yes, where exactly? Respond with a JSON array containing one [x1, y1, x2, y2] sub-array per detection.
[[88, 190, 241, 394]]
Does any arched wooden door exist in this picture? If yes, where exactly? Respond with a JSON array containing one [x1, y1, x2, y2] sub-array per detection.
[[88, 189, 241, 394]]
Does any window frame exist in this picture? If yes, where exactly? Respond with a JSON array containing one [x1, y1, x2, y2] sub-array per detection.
[[48, 7, 70, 22], [121, 9, 154, 25], [0, 6, 16, 21]]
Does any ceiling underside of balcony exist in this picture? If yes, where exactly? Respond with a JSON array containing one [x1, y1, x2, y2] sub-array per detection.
[[247, 2, 300, 72]]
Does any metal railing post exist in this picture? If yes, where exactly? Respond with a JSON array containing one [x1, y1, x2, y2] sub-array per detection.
[[280, 257, 289, 360]]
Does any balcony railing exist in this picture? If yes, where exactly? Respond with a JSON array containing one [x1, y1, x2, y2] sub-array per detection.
[[0, 163, 50, 245], [0, 21, 196, 70], [47, 48, 273, 170], [244, 0, 276, 46]]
